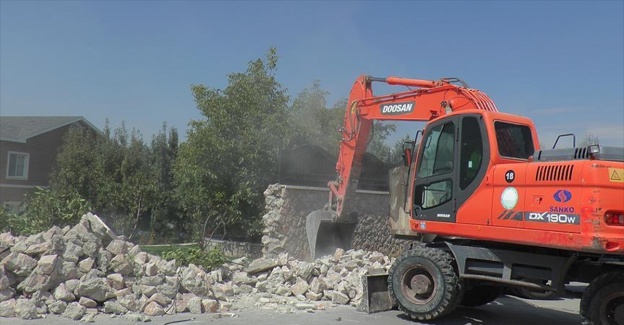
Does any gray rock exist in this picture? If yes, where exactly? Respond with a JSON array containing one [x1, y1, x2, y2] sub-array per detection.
[[181, 265, 211, 296], [133, 252, 148, 265], [143, 301, 165, 316], [156, 276, 179, 299], [0, 298, 16, 317], [0, 287, 14, 302], [97, 248, 112, 272], [147, 292, 168, 306], [0, 246, 8, 262], [63, 301, 86, 320], [114, 288, 132, 299], [106, 239, 128, 255], [245, 258, 280, 274], [103, 300, 128, 315], [61, 261, 80, 281], [48, 300, 67, 314], [10, 239, 28, 253], [25, 233, 45, 247], [140, 274, 165, 286], [79, 296, 97, 308], [0, 232, 17, 246], [63, 242, 83, 263], [81, 312, 97, 323], [127, 245, 141, 257], [331, 291, 350, 305], [156, 259, 177, 276], [0, 265, 9, 290], [118, 294, 142, 312], [309, 277, 327, 294], [78, 257, 96, 273], [290, 278, 309, 296], [83, 213, 117, 245], [106, 273, 124, 289], [138, 285, 157, 297], [81, 268, 103, 281], [37, 254, 60, 275], [232, 271, 256, 285], [1, 252, 38, 277], [17, 268, 61, 293], [144, 262, 158, 276], [24, 242, 51, 256], [82, 241, 99, 257], [15, 298, 38, 319], [110, 254, 133, 275], [188, 296, 203, 314], [201, 298, 218, 313], [31, 290, 53, 306], [124, 313, 151, 322], [213, 282, 234, 298], [305, 291, 323, 301], [65, 279, 81, 293], [76, 277, 112, 302]]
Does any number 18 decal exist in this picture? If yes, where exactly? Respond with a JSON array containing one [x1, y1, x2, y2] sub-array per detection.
[[505, 170, 515, 183]]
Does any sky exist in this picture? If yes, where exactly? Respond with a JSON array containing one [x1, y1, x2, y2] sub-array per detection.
[[1, 1, 623, 148]]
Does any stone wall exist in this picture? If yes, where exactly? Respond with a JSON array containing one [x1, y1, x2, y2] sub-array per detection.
[[262, 184, 407, 261]]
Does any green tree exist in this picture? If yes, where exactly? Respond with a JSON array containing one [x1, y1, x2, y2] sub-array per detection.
[[51, 121, 179, 241], [145, 124, 180, 243], [287, 81, 344, 153], [175, 48, 290, 242], [287, 82, 397, 162]]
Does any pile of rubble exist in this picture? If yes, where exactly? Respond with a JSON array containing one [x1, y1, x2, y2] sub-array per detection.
[[0, 213, 394, 321]]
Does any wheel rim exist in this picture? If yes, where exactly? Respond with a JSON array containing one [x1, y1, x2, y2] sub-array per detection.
[[400, 263, 438, 305], [600, 290, 624, 325]]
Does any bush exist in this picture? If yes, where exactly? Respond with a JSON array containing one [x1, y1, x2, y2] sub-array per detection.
[[161, 245, 228, 271], [0, 187, 91, 236]]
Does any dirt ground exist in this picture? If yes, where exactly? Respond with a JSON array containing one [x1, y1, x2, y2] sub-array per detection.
[[4, 292, 584, 325]]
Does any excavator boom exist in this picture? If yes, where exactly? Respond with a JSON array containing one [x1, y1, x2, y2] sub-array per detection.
[[306, 75, 498, 259]]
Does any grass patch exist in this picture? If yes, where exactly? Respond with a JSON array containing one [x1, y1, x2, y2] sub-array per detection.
[[142, 244, 197, 257], [142, 243, 229, 271]]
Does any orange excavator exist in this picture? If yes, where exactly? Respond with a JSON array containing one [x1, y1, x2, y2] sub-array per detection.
[[305, 75, 624, 325]]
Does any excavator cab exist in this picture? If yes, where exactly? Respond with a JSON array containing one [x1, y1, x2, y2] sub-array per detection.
[[412, 113, 490, 223]]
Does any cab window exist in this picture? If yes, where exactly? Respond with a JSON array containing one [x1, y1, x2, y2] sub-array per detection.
[[460, 117, 483, 190], [495, 122, 534, 159], [417, 122, 455, 178]]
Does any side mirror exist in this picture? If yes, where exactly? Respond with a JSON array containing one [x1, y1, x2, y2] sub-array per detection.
[[403, 148, 412, 166]]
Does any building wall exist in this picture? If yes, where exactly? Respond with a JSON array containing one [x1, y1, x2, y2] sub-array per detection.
[[0, 122, 91, 205]]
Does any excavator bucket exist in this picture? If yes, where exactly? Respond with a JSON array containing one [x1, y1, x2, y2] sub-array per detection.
[[357, 269, 394, 313], [306, 210, 357, 260]]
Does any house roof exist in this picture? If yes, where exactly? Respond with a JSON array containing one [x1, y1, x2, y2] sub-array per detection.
[[0, 116, 101, 143]]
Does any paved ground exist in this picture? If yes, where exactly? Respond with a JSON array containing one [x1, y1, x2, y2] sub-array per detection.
[[5, 292, 584, 325]]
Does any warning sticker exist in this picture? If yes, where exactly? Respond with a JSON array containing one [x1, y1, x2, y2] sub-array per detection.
[[608, 168, 624, 183]]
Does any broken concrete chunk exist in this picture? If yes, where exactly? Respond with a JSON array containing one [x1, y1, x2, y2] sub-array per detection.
[[15, 298, 38, 319], [245, 258, 280, 274], [63, 301, 86, 320]]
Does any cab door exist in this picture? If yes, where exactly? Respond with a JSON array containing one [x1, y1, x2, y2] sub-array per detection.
[[412, 117, 458, 223]]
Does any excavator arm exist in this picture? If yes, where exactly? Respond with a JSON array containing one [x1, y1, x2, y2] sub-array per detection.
[[331, 75, 498, 218], [306, 74, 498, 259]]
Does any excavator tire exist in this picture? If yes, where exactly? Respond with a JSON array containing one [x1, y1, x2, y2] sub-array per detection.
[[580, 271, 624, 325], [388, 246, 462, 321], [460, 283, 503, 307]]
